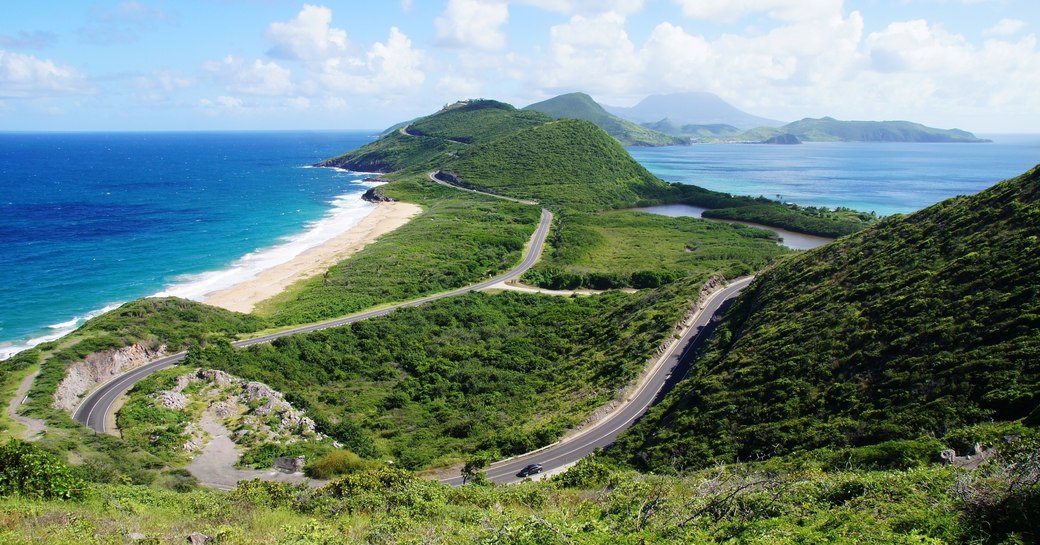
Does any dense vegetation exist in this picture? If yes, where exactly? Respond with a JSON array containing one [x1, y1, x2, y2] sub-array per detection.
[[523, 92, 688, 146], [523, 209, 788, 289], [191, 286, 699, 469], [614, 165, 1040, 472], [258, 179, 541, 325], [735, 116, 989, 143], [2, 438, 1037, 544]]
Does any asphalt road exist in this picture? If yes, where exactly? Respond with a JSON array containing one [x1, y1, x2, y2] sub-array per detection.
[[73, 208, 553, 433], [441, 275, 754, 485]]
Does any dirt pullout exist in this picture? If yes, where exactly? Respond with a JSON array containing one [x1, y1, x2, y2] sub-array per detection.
[[187, 410, 324, 490], [7, 370, 46, 441]]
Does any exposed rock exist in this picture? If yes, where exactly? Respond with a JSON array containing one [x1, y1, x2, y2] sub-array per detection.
[[128, 532, 147, 541], [210, 400, 236, 418], [186, 532, 211, 545], [940, 443, 994, 469], [173, 373, 193, 393], [273, 456, 306, 473], [52, 343, 167, 412], [242, 381, 279, 403], [157, 391, 189, 410], [196, 369, 236, 388], [362, 187, 395, 203]]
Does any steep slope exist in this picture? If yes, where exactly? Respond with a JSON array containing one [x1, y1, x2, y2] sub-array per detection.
[[738, 117, 989, 143], [615, 165, 1040, 470], [523, 92, 687, 146], [607, 92, 783, 129], [442, 118, 672, 210]]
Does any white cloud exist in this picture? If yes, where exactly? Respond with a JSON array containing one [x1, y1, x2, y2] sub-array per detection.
[[205, 55, 294, 96], [984, 18, 1026, 37], [435, 0, 510, 50], [672, 0, 843, 23], [0, 49, 91, 98], [315, 27, 425, 95], [199, 95, 243, 112], [266, 4, 348, 61], [288, 96, 311, 110], [539, 13, 642, 92], [518, 0, 644, 17]]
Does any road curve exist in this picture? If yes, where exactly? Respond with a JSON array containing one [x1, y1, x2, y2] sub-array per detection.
[[441, 275, 754, 486], [74, 208, 553, 433]]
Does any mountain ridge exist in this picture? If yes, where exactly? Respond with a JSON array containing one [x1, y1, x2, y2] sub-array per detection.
[[523, 92, 687, 147]]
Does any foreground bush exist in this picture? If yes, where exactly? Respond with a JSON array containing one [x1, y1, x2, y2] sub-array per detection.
[[0, 439, 84, 500]]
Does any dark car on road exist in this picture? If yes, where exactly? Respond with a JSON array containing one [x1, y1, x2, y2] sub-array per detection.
[[517, 463, 543, 477]]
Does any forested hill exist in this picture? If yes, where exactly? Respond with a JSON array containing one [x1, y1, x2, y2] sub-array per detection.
[[522, 92, 687, 147], [614, 164, 1040, 471]]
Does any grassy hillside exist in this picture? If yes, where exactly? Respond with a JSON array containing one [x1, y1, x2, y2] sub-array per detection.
[[443, 118, 673, 210], [524, 92, 687, 146], [189, 284, 702, 470], [735, 117, 989, 143], [613, 165, 1040, 471], [522, 209, 789, 289]]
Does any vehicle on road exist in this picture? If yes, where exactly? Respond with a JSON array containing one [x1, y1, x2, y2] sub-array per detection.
[[517, 463, 543, 477]]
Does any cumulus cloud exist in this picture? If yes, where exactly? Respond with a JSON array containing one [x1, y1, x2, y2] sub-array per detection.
[[316, 27, 425, 94], [205, 55, 294, 96], [539, 12, 642, 93], [984, 18, 1026, 37], [435, 0, 510, 50], [0, 49, 91, 98], [672, 0, 843, 23], [266, 4, 348, 61]]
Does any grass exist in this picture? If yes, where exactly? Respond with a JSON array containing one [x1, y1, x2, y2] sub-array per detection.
[[256, 178, 543, 326], [522, 209, 790, 289]]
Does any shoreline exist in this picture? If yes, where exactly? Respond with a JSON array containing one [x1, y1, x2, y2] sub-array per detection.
[[202, 200, 421, 313]]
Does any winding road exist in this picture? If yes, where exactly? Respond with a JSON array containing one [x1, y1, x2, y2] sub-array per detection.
[[73, 208, 553, 434], [441, 275, 753, 485], [71, 195, 753, 487]]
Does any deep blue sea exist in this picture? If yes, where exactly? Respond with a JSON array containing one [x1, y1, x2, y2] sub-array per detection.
[[0, 132, 375, 358], [2, 131, 1039, 359], [629, 135, 1040, 216]]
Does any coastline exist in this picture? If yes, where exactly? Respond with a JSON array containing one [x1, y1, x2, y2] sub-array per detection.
[[202, 200, 421, 313]]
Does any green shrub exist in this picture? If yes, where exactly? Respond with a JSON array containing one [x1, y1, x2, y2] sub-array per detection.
[[306, 450, 375, 480], [0, 439, 84, 500]]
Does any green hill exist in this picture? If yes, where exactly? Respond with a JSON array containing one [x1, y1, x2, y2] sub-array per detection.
[[615, 164, 1040, 471], [523, 92, 687, 147], [736, 117, 989, 143]]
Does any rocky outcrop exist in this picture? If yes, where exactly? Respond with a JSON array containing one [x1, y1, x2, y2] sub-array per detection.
[[362, 187, 395, 203], [52, 343, 167, 412]]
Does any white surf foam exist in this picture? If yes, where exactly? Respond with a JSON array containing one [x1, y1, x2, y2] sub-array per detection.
[[0, 303, 123, 361], [154, 188, 378, 303]]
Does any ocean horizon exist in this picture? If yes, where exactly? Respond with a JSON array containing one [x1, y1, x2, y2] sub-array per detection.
[[2, 131, 1038, 360]]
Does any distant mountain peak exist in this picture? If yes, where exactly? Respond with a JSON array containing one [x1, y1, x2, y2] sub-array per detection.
[[605, 91, 784, 130]]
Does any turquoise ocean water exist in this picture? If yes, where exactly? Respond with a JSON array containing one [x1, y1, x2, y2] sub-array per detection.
[[1, 132, 374, 358], [2, 132, 1038, 359]]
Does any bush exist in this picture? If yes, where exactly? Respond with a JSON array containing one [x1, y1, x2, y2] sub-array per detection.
[[0, 439, 85, 500], [306, 450, 375, 480]]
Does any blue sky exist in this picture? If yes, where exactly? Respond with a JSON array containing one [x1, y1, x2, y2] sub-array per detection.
[[1, 0, 1038, 131]]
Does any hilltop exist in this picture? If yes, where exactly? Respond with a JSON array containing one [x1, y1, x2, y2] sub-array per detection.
[[614, 164, 1040, 470], [523, 92, 687, 147], [736, 116, 989, 143]]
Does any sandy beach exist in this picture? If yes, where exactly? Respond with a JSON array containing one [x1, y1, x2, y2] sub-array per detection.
[[203, 201, 422, 313]]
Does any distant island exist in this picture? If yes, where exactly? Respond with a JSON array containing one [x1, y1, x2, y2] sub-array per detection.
[[731, 116, 990, 143], [536, 91, 988, 144]]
